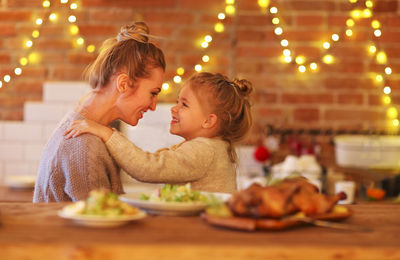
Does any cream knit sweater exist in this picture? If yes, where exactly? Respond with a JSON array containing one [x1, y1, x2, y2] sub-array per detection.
[[106, 131, 237, 193], [33, 111, 123, 202]]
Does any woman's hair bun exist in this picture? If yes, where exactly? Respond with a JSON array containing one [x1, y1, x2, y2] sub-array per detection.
[[232, 78, 253, 97], [117, 21, 150, 43]]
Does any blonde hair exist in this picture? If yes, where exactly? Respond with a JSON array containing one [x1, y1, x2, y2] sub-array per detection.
[[188, 72, 253, 163], [85, 21, 165, 88]]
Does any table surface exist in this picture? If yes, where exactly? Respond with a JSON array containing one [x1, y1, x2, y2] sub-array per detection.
[[0, 187, 399, 260]]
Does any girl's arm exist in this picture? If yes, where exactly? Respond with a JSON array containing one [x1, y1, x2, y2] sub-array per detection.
[[64, 119, 113, 142]]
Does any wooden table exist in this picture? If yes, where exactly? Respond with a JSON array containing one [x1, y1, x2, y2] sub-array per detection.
[[0, 201, 399, 260]]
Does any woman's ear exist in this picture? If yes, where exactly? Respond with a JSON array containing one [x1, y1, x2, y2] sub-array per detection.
[[116, 73, 132, 93], [202, 113, 218, 129]]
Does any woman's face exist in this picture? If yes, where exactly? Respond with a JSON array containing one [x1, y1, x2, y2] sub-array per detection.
[[117, 67, 164, 126]]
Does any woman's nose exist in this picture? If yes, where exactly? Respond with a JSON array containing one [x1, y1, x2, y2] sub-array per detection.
[[149, 97, 157, 111]]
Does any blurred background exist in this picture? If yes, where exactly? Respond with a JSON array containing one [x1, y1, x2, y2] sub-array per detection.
[[0, 0, 400, 199]]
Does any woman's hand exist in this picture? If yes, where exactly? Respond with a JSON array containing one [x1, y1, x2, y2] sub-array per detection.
[[63, 119, 113, 142]]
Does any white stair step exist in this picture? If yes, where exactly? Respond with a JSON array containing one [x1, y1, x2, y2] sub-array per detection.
[[24, 102, 73, 123], [44, 81, 91, 103]]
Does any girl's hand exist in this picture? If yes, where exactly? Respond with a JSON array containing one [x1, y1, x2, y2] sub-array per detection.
[[63, 119, 113, 142]]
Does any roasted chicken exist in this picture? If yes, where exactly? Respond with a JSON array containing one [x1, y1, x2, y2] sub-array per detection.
[[228, 177, 346, 218]]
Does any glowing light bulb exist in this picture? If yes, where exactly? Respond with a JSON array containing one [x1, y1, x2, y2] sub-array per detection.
[[69, 25, 79, 35], [177, 67, 185, 75], [173, 75, 182, 83], [32, 30, 40, 38], [226, 0, 235, 4], [162, 83, 170, 90], [283, 49, 291, 57], [42, 0, 50, 7], [322, 54, 334, 64], [274, 27, 283, 35], [332, 34, 339, 41], [383, 95, 391, 105], [201, 42, 209, 48], [218, 13, 226, 20], [374, 29, 382, 37], [258, 0, 270, 8], [25, 40, 33, 48], [346, 29, 353, 37], [70, 3, 78, 9], [225, 5, 235, 15], [14, 68, 22, 75], [371, 20, 380, 29], [346, 19, 355, 27], [19, 57, 28, 66], [214, 23, 224, 33], [385, 67, 392, 75], [36, 18, 43, 25], [368, 45, 377, 54], [284, 56, 292, 63], [270, 7, 278, 14], [323, 42, 330, 49], [280, 39, 288, 47], [384, 86, 391, 94], [349, 0, 358, 3], [272, 18, 279, 25], [350, 10, 362, 19], [0, 81, 2, 88], [298, 65, 306, 73], [49, 13, 57, 21], [365, 0, 373, 8], [204, 35, 212, 43], [295, 56, 306, 65], [202, 55, 210, 62], [87, 45, 96, 53], [76, 37, 84, 45], [68, 15, 77, 23], [61, 0, 69, 3], [393, 119, 399, 127], [195, 64, 202, 72], [310, 63, 318, 70], [387, 107, 398, 119], [363, 9, 372, 18], [376, 74, 383, 82], [376, 51, 387, 64], [28, 52, 40, 64], [4, 75, 11, 82]]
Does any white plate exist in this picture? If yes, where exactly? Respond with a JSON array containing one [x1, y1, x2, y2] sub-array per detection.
[[58, 210, 147, 228], [5, 175, 36, 189], [120, 191, 231, 216]]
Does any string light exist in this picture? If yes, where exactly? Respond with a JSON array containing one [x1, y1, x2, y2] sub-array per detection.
[[194, 64, 202, 72], [173, 76, 182, 83], [218, 13, 225, 20], [176, 67, 184, 75], [14, 68, 22, 75], [68, 15, 76, 23], [202, 55, 210, 62], [384, 86, 391, 95], [214, 22, 224, 33], [374, 29, 382, 37], [49, 13, 57, 21], [162, 83, 170, 90], [42, 0, 50, 8], [385, 67, 392, 75], [70, 3, 78, 9], [4, 75, 11, 82]]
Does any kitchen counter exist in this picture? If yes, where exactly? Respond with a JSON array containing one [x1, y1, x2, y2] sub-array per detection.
[[0, 200, 399, 260]]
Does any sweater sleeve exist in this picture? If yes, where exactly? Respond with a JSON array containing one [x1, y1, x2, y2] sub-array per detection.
[[105, 131, 215, 183], [61, 136, 113, 201]]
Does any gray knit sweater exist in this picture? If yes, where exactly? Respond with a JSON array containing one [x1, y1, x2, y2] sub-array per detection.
[[33, 111, 123, 202], [106, 131, 237, 193]]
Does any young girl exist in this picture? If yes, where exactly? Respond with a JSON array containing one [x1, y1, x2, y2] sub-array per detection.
[[64, 72, 253, 193]]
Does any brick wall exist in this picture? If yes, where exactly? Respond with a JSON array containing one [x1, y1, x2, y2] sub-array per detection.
[[1, 0, 400, 134]]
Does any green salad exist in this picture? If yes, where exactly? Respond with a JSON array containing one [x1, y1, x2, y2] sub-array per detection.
[[62, 189, 139, 217], [140, 183, 215, 204]]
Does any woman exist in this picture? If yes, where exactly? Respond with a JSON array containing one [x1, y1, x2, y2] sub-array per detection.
[[33, 21, 165, 202]]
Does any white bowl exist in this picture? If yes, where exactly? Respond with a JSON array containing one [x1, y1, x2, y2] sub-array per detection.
[[334, 135, 400, 169]]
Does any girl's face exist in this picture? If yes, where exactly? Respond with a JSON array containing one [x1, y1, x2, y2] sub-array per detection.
[[117, 67, 164, 126], [170, 84, 210, 140]]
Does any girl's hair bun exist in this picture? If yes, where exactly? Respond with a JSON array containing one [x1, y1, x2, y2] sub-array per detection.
[[117, 21, 150, 43], [232, 78, 253, 97]]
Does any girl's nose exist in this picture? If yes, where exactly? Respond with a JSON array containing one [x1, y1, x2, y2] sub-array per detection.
[[171, 104, 177, 113]]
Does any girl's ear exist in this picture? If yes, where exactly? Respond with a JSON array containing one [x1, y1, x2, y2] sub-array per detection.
[[116, 73, 132, 93], [202, 113, 218, 129]]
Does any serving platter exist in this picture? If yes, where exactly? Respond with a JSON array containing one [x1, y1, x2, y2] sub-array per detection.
[[120, 191, 231, 216], [202, 205, 353, 231], [58, 210, 147, 228]]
